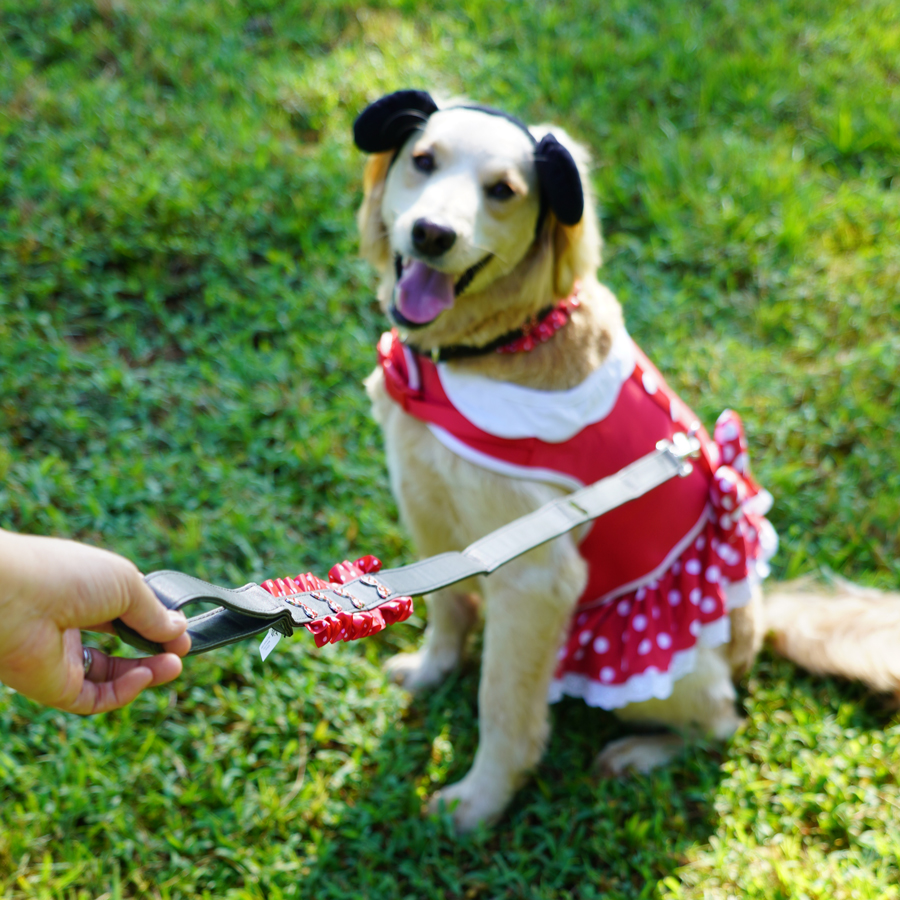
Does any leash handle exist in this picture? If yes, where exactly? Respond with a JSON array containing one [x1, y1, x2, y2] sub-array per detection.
[[114, 564, 415, 657], [115, 573, 294, 657]]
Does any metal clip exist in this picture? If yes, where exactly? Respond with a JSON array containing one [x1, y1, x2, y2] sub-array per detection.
[[656, 431, 702, 477]]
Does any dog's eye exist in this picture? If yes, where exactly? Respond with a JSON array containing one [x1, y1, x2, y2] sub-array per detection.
[[412, 153, 435, 174], [486, 181, 515, 200]]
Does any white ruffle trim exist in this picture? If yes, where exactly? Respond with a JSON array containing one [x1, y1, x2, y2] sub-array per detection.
[[547, 616, 732, 710], [548, 512, 779, 712], [436, 326, 636, 442]]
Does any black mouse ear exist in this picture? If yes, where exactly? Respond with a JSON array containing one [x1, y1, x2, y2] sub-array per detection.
[[353, 90, 439, 153], [534, 134, 584, 226]]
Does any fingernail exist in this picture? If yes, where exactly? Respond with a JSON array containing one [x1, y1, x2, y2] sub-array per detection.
[[168, 610, 187, 628]]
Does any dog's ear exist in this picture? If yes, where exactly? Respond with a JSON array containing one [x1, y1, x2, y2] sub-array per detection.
[[354, 90, 438, 153], [357, 151, 394, 268], [530, 129, 600, 296], [535, 134, 584, 226]]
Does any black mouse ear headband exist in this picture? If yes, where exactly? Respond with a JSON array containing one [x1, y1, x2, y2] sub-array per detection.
[[353, 90, 584, 226]]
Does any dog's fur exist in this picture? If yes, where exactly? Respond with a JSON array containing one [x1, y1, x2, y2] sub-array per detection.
[[358, 100, 900, 831]]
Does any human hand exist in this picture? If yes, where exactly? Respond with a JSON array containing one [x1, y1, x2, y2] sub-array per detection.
[[0, 530, 191, 715]]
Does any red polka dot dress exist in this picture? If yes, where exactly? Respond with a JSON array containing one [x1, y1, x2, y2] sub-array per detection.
[[378, 320, 777, 711]]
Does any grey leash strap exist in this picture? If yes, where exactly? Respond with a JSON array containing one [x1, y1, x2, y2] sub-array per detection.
[[115, 434, 700, 656], [376, 433, 700, 595]]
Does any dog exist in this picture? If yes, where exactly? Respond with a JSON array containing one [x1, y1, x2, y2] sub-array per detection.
[[354, 90, 900, 832]]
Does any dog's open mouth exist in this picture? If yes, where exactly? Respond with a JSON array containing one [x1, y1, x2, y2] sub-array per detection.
[[391, 254, 492, 328]]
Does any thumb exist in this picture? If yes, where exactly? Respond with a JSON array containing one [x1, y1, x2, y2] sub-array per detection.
[[117, 572, 189, 645]]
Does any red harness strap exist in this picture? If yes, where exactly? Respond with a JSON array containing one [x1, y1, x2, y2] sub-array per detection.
[[377, 323, 774, 708], [379, 328, 720, 607]]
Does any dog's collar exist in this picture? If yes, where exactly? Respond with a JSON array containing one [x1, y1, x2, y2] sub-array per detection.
[[405, 284, 582, 363]]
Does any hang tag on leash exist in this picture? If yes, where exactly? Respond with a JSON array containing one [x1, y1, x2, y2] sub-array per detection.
[[259, 628, 282, 661]]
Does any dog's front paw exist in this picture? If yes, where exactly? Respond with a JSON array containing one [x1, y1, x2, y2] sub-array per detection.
[[384, 649, 457, 691], [594, 734, 684, 777], [427, 773, 513, 833]]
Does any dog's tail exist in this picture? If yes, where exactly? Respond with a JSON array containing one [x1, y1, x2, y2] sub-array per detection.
[[765, 579, 900, 699]]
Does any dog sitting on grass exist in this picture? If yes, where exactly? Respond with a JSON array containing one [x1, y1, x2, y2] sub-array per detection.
[[354, 90, 900, 832]]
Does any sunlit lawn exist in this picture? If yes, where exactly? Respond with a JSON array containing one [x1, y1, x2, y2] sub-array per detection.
[[1, 1, 899, 897]]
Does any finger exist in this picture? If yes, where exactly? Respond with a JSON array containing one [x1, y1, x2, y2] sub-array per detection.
[[86, 648, 184, 687], [80, 622, 191, 656], [118, 577, 189, 645], [162, 631, 192, 657], [68, 665, 155, 715]]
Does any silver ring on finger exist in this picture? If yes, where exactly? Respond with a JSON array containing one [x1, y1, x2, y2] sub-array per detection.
[[83, 647, 94, 676]]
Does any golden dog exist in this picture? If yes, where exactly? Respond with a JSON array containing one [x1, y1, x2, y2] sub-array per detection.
[[354, 90, 900, 832]]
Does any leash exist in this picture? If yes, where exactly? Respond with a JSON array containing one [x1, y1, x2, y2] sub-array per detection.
[[115, 433, 700, 658]]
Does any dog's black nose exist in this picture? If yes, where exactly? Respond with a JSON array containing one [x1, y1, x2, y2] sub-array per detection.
[[411, 219, 456, 257]]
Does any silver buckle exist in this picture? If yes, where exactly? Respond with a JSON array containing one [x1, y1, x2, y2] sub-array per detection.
[[656, 427, 702, 478]]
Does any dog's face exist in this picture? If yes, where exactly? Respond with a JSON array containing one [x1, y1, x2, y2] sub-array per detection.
[[380, 108, 542, 326], [355, 91, 600, 341]]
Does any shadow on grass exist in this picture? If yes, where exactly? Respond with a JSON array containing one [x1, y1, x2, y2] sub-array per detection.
[[297, 656, 728, 900]]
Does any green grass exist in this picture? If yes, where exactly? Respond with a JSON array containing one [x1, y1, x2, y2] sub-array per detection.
[[1, 0, 899, 897]]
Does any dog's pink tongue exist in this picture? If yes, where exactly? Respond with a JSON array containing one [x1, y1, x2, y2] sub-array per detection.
[[396, 261, 455, 324]]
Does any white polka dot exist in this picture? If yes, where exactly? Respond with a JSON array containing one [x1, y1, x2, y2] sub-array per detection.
[[685, 559, 702, 576], [633, 614, 648, 632], [593, 636, 610, 654], [720, 422, 739, 442], [690, 620, 702, 636], [689, 587, 702, 605], [668, 590, 682, 606], [578, 630, 592, 645], [657, 632, 672, 650], [652, 606, 661, 619], [576, 613, 587, 626], [617, 600, 631, 616], [735, 452, 749, 473], [722, 444, 736, 463], [721, 496, 734, 510], [635, 587, 647, 600], [642, 371, 658, 394], [705, 566, 721, 583], [671, 560, 682, 575], [648, 579, 659, 590], [600, 666, 616, 683], [695, 536, 706, 550], [718, 469, 737, 487], [720, 514, 733, 530], [637, 638, 652, 655], [557, 647, 568, 660], [700, 597, 718, 614]]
